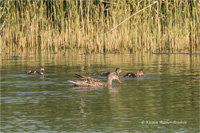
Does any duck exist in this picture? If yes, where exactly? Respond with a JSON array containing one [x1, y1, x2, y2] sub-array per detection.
[[27, 66, 44, 75], [68, 72, 122, 87], [124, 70, 144, 78], [101, 68, 122, 76]]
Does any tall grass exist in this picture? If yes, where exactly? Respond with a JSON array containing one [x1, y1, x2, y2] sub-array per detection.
[[1, 0, 199, 54]]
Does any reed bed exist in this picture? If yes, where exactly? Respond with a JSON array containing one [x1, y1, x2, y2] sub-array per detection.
[[1, 0, 199, 54]]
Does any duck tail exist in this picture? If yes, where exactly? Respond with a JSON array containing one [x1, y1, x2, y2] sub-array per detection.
[[27, 71, 31, 74], [74, 74, 83, 79], [67, 80, 76, 84]]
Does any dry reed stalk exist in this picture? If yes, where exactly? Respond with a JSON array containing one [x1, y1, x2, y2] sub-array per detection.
[[0, 0, 199, 54]]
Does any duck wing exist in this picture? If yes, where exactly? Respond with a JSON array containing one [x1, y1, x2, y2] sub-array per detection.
[[68, 80, 92, 87], [27, 70, 34, 74], [68, 74, 105, 87], [75, 74, 101, 82], [100, 72, 110, 76]]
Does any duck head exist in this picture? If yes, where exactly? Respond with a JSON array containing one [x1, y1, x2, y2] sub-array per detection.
[[136, 70, 144, 76], [40, 66, 44, 75], [107, 72, 122, 86], [115, 68, 122, 74]]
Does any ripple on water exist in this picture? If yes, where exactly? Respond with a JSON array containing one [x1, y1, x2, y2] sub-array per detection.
[[1, 53, 199, 132]]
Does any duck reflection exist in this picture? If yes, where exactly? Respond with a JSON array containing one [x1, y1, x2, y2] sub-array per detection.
[[107, 85, 121, 93], [40, 74, 45, 81]]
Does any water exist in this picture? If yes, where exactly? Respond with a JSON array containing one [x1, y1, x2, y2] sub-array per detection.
[[1, 51, 199, 132]]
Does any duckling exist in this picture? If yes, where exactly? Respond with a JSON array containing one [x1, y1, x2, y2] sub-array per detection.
[[27, 66, 44, 75], [124, 70, 144, 78], [101, 68, 122, 76]]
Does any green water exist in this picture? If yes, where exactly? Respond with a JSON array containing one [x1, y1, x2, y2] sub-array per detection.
[[1, 52, 199, 132]]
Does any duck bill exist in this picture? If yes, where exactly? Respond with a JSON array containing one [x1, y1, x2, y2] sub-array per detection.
[[117, 78, 122, 83]]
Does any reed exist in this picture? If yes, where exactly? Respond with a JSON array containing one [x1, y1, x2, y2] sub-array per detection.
[[1, 0, 199, 54]]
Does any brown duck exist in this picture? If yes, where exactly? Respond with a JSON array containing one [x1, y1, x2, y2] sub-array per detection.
[[101, 68, 122, 76], [124, 70, 144, 78], [27, 66, 44, 75], [68, 72, 122, 87]]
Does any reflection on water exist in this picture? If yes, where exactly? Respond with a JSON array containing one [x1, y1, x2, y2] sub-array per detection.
[[1, 51, 199, 132]]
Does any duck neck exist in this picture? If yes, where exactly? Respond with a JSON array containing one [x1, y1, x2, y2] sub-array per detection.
[[136, 74, 140, 77], [107, 77, 113, 86], [39, 71, 44, 75]]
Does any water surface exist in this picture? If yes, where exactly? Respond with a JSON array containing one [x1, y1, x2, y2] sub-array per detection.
[[1, 51, 199, 132]]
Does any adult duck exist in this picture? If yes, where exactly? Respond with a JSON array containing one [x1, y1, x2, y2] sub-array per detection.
[[101, 68, 122, 76], [68, 72, 122, 87], [27, 66, 44, 75], [124, 70, 144, 78]]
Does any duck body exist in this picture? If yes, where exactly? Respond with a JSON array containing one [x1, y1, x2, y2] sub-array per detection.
[[27, 70, 40, 75], [124, 70, 144, 78], [123, 72, 136, 78], [27, 66, 44, 75], [68, 73, 122, 87], [100, 72, 110, 76], [101, 68, 121, 76]]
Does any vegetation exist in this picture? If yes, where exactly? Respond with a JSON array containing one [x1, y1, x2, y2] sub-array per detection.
[[1, 0, 199, 53]]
